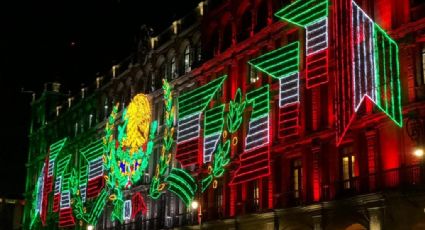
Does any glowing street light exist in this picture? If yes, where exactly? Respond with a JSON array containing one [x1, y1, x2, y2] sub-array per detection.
[[87, 225, 94, 230], [191, 200, 199, 210], [414, 148, 424, 157]]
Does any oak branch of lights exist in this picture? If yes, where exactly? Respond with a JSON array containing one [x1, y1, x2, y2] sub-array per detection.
[[149, 80, 176, 200], [102, 93, 157, 223]]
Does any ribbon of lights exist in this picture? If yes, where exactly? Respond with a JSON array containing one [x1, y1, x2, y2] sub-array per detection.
[[336, 0, 402, 145], [59, 172, 76, 227], [53, 155, 71, 212], [203, 104, 225, 163], [230, 85, 271, 185], [249, 42, 300, 138], [176, 75, 227, 166], [80, 140, 105, 198], [30, 138, 67, 228], [275, 0, 329, 88]]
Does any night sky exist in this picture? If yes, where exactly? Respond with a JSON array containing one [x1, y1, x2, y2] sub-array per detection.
[[0, 0, 201, 199]]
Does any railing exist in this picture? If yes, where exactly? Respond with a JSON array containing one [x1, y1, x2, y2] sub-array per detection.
[[105, 165, 425, 229], [332, 164, 424, 200]]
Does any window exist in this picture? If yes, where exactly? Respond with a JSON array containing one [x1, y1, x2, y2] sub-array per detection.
[[184, 46, 192, 73], [291, 159, 302, 199], [253, 180, 260, 209], [215, 186, 223, 215], [422, 46, 425, 84], [150, 73, 156, 92], [196, 42, 202, 62], [248, 64, 259, 84], [340, 146, 356, 189], [171, 57, 176, 79]]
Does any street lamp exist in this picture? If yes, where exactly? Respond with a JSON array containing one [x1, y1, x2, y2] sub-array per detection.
[[414, 148, 424, 158], [87, 225, 94, 230], [191, 200, 199, 210]]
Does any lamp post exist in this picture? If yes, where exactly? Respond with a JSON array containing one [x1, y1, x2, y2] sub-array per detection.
[[406, 114, 425, 182], [191, 199, 202, 229]]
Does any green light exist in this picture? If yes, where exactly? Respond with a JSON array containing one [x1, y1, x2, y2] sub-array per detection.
[[274, 0, 329, 27], [248, 42, 299, 80], [373, 24, 402, 127], [165, 168, 197, 206], [178, 75, 227, 118], [246, 84, 270, 120]]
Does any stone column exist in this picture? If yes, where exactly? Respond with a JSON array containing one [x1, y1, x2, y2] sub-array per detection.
[[368, 207, 383, 230]]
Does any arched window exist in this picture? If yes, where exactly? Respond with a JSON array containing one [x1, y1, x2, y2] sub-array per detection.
[[184, 45, 192, 73], [169, 56, 176, 79]]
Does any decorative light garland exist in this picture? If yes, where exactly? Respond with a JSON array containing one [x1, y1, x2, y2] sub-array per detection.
[[176, 75, 227, 166], [275, 0, 329, 88], [249, 42, 300, 138], [336, 0, 402, 145], [230, 84, 271, 185]]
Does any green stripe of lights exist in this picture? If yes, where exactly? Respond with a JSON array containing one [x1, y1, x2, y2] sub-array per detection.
[[248, 42, 300, 80], [56, 155, 71, 177], [274, 0, 328, 27], [204, 104, 225, 136], [49, 138, 67, 158], [246, 84, 270, 120], [178, 75, 227, 118], [373, 24, 402, 127], [80, 140, 104, 161], [165, 168, 197, 206]]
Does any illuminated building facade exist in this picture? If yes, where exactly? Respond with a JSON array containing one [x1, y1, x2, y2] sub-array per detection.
[[23, 0, 425, 229]]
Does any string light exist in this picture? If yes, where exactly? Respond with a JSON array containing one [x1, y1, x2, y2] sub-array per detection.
[[203, 104, 225, 163], [231, 85, 270, 185], [274, 0, 329, 28], [165, 168, 197, 206], [337, 1, 402, 145], [176, 75, 227, 166], [53, 155, 71, 212], [249, 43, 300, 138]]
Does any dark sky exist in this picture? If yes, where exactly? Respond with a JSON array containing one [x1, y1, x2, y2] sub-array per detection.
[[0, 0, 201, 199]]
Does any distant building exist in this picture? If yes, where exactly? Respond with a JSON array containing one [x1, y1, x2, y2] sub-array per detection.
[[23, 0, 425, 229], [1, 198, 25, 230]]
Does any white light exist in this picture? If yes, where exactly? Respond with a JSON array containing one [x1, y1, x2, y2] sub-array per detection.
[[414, 148, 424, 157], [191, 200, 199, 210], [87, 225, 94, 230]]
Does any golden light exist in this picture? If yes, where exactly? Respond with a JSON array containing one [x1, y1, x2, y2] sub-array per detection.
[[122, 94, 151, 153], [414, 148, 424, 157], [191, 200, 199, 210]]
